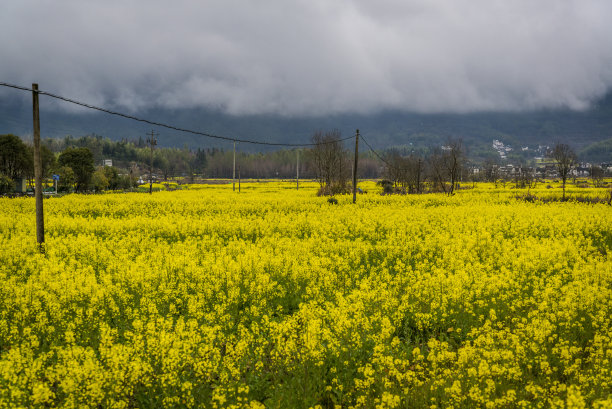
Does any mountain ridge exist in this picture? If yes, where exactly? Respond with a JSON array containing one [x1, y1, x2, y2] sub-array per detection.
[[1, 93, 611, 162]]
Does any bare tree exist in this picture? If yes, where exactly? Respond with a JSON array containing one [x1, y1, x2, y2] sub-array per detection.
[[384, 150, 404, 190], [591, 165, 605, 187], [444, 139, 464, 195], [512, 160, 536, 190], [406, 155, 424, 193], [383, 152, 423, 194], [427, 147, 449, 194], [311, 129, 350, 195], [427, 139, 464, 195], [482, 159, 501, 187], [551, 143, 576, 200]]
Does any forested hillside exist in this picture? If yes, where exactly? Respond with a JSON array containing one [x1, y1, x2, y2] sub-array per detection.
[[1, 93, 611, 162]]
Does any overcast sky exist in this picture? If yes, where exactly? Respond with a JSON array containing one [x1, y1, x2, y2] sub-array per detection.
[[1, 0, 611, 116]]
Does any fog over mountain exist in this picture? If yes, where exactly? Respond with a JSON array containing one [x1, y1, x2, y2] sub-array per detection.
[[1, 0, 612, 117], [2, 92, 612, 164]]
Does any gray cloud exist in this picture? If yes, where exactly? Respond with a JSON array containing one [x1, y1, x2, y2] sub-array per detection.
[[1, 0, 611, 115]]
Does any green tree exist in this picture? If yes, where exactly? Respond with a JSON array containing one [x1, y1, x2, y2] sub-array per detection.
[[0, 134, 30, 179], [193, 148, 207, 175], [40, 145, 56, 179], [91, 167, 109, 192], [58, 147, 95, 192], [23, 144, 56, 188], [0, 173, 15, 194], [118, 173, 136, 190], [55, 166, 75, 192], [103, 166, 121, 190]]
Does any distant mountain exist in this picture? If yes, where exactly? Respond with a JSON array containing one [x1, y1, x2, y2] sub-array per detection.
[[579, 138, 612, 163], [1, 93, 611, 162]]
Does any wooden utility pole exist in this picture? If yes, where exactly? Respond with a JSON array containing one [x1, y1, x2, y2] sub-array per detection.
[[32, 83, 44, 248], [233, 141, 236, 192], [352, 129, 359, 204], [417, 158, 422, 193], [296, 149, 300, 190], [146, 130, 158, 194]]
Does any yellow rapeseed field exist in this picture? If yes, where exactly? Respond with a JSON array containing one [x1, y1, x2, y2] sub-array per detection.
[[0, 182, 610, 408]]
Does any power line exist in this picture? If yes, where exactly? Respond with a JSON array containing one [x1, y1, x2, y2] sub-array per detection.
[[0, 82, 354, 147], [359, 133, 404, 172]]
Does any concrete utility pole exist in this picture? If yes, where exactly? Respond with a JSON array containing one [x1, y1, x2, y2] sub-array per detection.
[[146, 130, 158, 194], [296, 149, 300, 190], [32, 83, 44, 248], [353, 129, 359, 204], [233, 141, 236, 192], [238, 165, 241, 193]]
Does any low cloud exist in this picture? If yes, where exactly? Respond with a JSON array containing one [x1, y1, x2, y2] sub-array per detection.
[[1, 0, 611, 115]]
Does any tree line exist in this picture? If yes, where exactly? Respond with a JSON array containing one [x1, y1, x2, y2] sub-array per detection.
[[0, 134, 137, 193], [0, 132, 600, 195], [309, 131, 467, 196], [309, 131, 599, 198]]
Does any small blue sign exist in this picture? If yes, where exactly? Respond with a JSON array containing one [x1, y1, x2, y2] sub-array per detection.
[[52, 174, 60, 181]]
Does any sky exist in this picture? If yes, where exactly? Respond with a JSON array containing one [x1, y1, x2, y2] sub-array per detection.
[[1, 0, 612, 116]]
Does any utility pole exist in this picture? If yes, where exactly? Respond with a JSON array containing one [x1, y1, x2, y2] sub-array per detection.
[[238, 165, 241, 193], [417, 158, 422, 193], [353, 129, 359, 204], [32, 83, 44, 248], [146, 130, 158, 194], [296, 149, 300, 190], [233, 141, 236, 192]]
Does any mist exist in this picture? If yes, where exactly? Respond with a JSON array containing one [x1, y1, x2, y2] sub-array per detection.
[[1, 0, 611, 116]]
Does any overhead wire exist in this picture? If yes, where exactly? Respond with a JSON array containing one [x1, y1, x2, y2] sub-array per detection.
[[359, 132, 408, 172], [0, 82, 354, 147]]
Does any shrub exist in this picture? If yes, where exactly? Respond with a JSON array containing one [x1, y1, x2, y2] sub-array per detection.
[[317, 183, 351, 197], [377, 179, 394, 195]]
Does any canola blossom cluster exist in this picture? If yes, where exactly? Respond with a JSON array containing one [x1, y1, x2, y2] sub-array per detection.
[[0, 182, 611, 408]]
